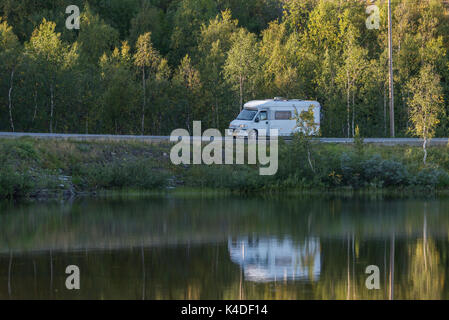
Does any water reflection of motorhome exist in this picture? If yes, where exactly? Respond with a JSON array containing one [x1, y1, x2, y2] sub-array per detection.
[[228, 236, 321, 283]]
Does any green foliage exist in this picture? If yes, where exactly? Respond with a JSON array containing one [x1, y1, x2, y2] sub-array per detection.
[[134, 32, 160, 70], [183, 165, 268, 192], [414, 168, 449, 188], [0, 167, 33, 199], [99, 41, 139, 134], [295, 106, 318, 137], [0, 0, 449, 141], [354, 126, 364, 156], [78, 5, 119, 65], [7, 140, 38, 161], [0, 17, 20, 63], [81, 160, 168, 190], [129, 2, 166, 50], [407, 64, 445, 164], [168, 0, 218, 65], [2, 139, 449, 197], [223, 28, 260, 109], [292, 106, 319, 172]]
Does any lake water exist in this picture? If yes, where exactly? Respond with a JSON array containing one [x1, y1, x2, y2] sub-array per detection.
[[0, 195, 448, 300]]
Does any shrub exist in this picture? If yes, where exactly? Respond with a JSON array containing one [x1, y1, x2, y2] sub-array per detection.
[[338, 154, 410, 188], [361, 154, 383, 179], [0, 168, 34, 199], [340, 152, 363, 188], [81, 161, 168, 190], [354, 126, 364, 156], [183, 165, 268, 192], [379, 160, 410, 187], [414, 168, 449, 188], [277, 136, 314, 181]]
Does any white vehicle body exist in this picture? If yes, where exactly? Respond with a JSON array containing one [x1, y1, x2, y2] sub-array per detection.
[[228, 236, 321, 282], [228, 98, 321, 137]]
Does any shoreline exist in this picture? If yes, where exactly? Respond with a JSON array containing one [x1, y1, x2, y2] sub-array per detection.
[[2, 137, 449, 202], [7, 186, 449, 204]]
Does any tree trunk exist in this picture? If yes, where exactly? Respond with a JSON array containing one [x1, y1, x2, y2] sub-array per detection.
[[352, 89, 355, 138], [33, 86, 38, 124], [384, 84, 387, 137], [388, 0, 395, 138], [141, 67, 146, 135], [186, 102, 191, 134], [346, 234, 350, 300], [239, 76, 243, 111], [8, 69, 15, 132], [8, 251, 12, 297], [423, 137, 428, 165], [423, 209, 428, 272], [216, 97, 219, 128], [50, 83, 54, 133], [159, 112, 162, 135], [389, 232, 395, 300], [307, 145, 315, 173], [347, 73, 350, 138]]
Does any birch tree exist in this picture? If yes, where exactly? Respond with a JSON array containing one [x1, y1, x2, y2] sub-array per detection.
[[0, 18, 20, 132], [25, 19, 78, 133], [338, 26, 368, 138], [134, 32, 160, 135], [224, 28, 260, 111], [100, 42, 139, 134], [173, 55, 202, 132], [407, 64, 445, 165]]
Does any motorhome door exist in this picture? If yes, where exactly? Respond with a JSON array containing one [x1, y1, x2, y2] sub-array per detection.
[[254, 110, 269, 135]]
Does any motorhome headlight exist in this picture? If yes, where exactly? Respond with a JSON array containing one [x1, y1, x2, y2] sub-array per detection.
[[239, 124, 248, 129]]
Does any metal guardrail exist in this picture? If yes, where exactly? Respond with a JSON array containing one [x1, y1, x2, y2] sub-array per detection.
[[316, 138, 449, 146]]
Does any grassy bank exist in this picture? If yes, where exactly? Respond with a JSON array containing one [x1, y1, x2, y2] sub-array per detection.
[[1, 137, 449, 200]]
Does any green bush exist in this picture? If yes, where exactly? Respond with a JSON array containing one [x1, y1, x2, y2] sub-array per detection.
[[277, 136, 316, 181], [378, 160, 410, 187], [340, 152, 364, 188], [335, 153, 410, 188], [81, 161, 168, 190], [414, 168, 449, 188], [362, 155, 384, 179], [3, 139, 37, 159], [183, 165, 268, 192], [0, 168, 34, 199]]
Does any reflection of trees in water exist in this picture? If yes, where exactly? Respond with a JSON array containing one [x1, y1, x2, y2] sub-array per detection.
[[0, 245, 242, 300], [300, 239, 318, 283], [406, 207, 445, 300], [0, 198, 449, 299], [0, 236, 447, 299], [2, 197, 449, 252], [408, 239, 444, 300]]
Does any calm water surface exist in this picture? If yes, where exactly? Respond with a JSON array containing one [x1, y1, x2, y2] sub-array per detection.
[[0, 195, 448, 300]]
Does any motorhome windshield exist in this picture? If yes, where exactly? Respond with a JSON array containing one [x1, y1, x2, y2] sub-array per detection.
[[237, 109, 257, 121]]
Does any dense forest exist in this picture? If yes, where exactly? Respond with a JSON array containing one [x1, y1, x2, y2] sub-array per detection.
[[1, 0, 449, 137]]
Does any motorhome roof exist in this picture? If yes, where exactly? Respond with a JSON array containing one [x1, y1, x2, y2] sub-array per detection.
[[244, 99, 320, 109]]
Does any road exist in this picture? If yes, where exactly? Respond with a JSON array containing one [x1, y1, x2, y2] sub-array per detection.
[[0, 132, 448, 146]]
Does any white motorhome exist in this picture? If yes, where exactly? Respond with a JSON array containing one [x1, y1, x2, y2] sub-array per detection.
[[228, 97, 321, 138], [228, 236, 321, 283]]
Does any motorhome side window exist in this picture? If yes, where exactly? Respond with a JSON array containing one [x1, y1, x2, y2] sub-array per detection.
[[259, 111, 267, 121], [275, 111, 292, 120]]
